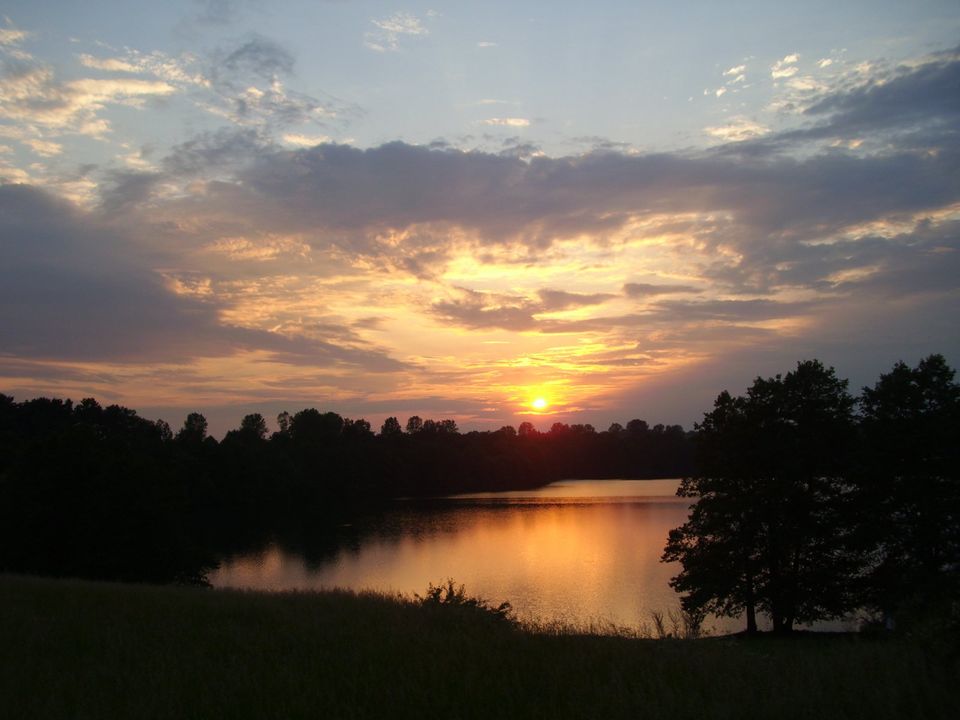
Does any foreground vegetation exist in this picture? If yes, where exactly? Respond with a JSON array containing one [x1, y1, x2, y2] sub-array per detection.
[[3, 575, 957, 720]]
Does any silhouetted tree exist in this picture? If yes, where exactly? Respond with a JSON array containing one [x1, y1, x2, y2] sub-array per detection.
[[155, 419, 173, 442], [291, 409, 344, 444], [405, 416, 423, 434], [437, 419, 458, 435], [857, 354, 960, 622], [177, 412, 208, 444], [518, 421, 538, 437], [626, 419, 649, 435], [343, 418, 373, 440], [380, 416, 402, 437], [239, 413, 268, 441], [663, 360, 860, 633]]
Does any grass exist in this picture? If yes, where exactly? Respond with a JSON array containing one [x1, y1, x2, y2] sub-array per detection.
[[1, 574, 957, 719]]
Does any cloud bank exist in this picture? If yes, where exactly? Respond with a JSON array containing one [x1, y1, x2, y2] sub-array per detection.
[[1, 42, 958, 431]]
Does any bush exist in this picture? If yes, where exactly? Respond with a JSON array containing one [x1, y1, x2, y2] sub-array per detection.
[[415, 579, 515, 627]]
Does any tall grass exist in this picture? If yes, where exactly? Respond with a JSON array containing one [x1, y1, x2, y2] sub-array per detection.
[[1, 574, 956, 719]]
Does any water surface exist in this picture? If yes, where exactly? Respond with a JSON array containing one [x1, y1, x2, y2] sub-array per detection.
[[211, 479, 701, 628], [210, 478, 855, 632]]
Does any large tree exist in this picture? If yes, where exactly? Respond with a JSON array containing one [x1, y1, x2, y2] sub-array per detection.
[[663, 360, 861, 633], [857, 354, 960, 620]]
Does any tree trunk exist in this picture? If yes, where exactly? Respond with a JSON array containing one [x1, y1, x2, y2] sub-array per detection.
[[745, 602, 757, 634], [744, 570, 757, 634], [772, 613, 794, 635]]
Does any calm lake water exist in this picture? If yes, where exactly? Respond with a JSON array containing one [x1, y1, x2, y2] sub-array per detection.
[[209, 479, 853, 633]]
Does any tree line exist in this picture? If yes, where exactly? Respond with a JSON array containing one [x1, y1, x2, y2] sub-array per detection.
[[663, 355, 959, 635], [0, 395, 692, 583]]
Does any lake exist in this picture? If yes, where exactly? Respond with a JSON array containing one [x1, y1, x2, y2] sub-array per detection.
[[209, 478, 853, 633]]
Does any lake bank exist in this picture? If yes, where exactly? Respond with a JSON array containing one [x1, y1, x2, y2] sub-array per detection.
[[3, 574, 955, 719]]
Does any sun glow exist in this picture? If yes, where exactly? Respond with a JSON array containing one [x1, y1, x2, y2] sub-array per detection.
[[531, 397, 549, 411]]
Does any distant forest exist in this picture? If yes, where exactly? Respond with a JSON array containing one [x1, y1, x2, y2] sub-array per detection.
[[0, 396, 691, 582]]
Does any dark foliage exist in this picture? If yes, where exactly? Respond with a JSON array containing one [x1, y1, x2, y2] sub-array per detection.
[[664, 355, 959, 634], [0, 394, 693, 583], [855, 354, 960, 626]]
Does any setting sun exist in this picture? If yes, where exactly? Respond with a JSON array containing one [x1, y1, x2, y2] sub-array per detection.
[[531, 398, 549, 411]]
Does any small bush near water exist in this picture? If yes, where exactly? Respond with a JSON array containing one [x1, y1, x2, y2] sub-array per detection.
[[2, 574, 957, 720]]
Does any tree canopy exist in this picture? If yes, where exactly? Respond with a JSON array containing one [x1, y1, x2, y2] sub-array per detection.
[[663, 360, 862, 633], [857, 354, 960, 618], [664, 355, 959, 633]]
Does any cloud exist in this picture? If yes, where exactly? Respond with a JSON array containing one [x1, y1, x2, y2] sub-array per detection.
[[537, 289, 616, 310], [0, 19, 29, 47], [736, 49, 960, 152], [71, 35, 356, 138], [201, 35, 352, 130], [723, 64, 746, 77], [431, 287, 616, 331], [218, 35, 294, 79], [0, 57, 174, 137], [801, 49, 960, 137], [623, 283, 700, 297], [771, 53, 800, 78], [483, 117, 530, 127], [282, 132, 333, 147], [100, 117, 952, 301], [704, 117, 769, 142], [78, 54, 140, 73], [192, 0, 244, 26], [364, 12, 429, 52], [6, 40, 957, 424], [24, 138, 62, 156], [432, 289, 538, 331], [0, 183, 407, 372], [162, 126, 270, 177]]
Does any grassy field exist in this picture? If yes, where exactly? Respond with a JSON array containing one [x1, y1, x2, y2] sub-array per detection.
[[1, 574, 956, 719]]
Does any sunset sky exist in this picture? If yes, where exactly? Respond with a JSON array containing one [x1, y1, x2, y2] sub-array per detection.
[[1, 1, 958, 436]]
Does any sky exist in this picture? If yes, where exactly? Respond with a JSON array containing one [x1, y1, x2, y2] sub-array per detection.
[[1, 1, 958, 436]]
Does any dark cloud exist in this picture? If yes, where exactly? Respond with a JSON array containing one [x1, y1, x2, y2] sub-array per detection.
[[0, 184, 407, 371], [98, 171, 163, 214], [801, 50, 960, 138], [194, 0, 243, 25], [537, 289, 615, 310], [531, 297, 816, 335], [219, 35, 294, 79], [432, 290, 537, 332], [198, 35, 360, 131], [162, 127, 271, 177], [623, 282, 700, 297], [722, 50, 960, 154], [199, 139, 956, 266], [649, 298, 817, 322], [431, 287, 617, 331], [114, 49, 960, 275]]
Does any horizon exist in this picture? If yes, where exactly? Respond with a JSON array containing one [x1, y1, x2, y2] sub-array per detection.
[[1, 1, 958, 438]]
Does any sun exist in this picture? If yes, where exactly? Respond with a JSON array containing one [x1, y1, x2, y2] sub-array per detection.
[[531, 397, 549, 411]]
